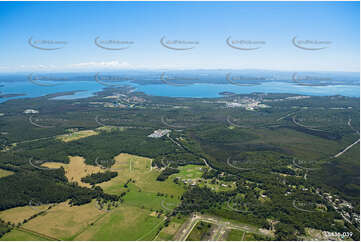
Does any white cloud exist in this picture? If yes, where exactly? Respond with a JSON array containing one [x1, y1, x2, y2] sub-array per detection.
[[0, 61, 134, 73], [69, 60, 133, 70], [19, 64, 55, 69]]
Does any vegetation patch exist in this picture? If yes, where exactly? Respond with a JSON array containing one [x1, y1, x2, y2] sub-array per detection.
[[227, 229, 269, 241], [0, 204, 49, 225], [81, 171, 117, 185], [42, 156, 103, 187], [56, 130, 98, 142], [156, 221, 182, 240], [74, 205, 163, 241], [20, 200, 104, 240], [0, 169, 13, 179], [174, 165, 204, 180], [99, 153, 184, 198], [186, 221, 213, 241], [0, 228, 47, 241], [157, 168, 180, 181]]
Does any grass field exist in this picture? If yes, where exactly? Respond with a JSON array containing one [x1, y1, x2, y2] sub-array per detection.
[[169, 164, 235, 192], [1, 200, 165, 241], [226, 229, 265, 241], [226, 229, 245, 241], [19, 200, 104, 240], [43, 156, 103, 187], [175, 165, 204, 179], [156, 216, 187, 241], [100, 153, 184, 198], [74, 205, 163, 240], [186, 221, 213, 241], [96, 126, 125, 133], [1, 153, 185, 241], [156, 221, 181, 240], [122, 183, 180, 211], [56, 130, 98, 142], [0, 229, 47, 241], [0, 169, 13, 178], [0, 204, 50, 224]]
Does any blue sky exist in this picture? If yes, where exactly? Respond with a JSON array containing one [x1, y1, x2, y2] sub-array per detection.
[[0, 1, 359, 73]]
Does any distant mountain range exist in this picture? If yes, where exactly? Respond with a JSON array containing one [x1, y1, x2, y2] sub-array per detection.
[[0, 69, 359, 86]]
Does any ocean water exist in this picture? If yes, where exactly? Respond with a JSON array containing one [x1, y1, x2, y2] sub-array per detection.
[[0, 80, 359, 103], [0, 81, 103, 103], [135, 82, 360, 98]]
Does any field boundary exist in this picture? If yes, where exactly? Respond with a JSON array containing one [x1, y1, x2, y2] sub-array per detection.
[[15, 227, 60, 241]]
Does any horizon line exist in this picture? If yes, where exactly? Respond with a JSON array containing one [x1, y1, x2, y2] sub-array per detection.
[[0, 68, 360, 75]]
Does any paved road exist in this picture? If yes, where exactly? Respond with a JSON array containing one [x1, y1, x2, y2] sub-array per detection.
[[173, 213, 270, 241], [166, 133, 212, 170], [161, 116, 186, 129], [348, 118, 360, 135], [1, 136, 55, 152], [137, 218, 166, 241], [210, 224, 225, 241], [292, 116, 325, 132], [334, 138, 360, 158], [173, 214, 200, 241], [291, 117, 360, 159], [29, 115, 55, 128], [226, 115, 247, 128], [276, 111, 299, 122], [226, 157, 254, 171], [166, 133, 182, 148], [334, 118, 360, 158], [200, 158, 211, 169]]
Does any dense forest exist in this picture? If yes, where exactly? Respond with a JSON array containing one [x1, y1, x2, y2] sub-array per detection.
[[81, 171, 118, 185], [0, 87, 359, 240], [0, 168, 120, 211], [157, 167, 180, 181]]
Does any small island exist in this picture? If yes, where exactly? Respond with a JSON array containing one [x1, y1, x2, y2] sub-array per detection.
[[219, 91, 236, 96], [0, 93, 25, 98]]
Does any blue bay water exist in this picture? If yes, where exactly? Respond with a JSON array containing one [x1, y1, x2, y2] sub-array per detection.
[[0, 80, 359, 103], [135, 82, 360, 98]]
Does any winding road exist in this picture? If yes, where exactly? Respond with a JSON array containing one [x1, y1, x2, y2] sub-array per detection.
[[292, 116, 326, 132], [166, 133, 212, 169], [28, 115, 55, 128]]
